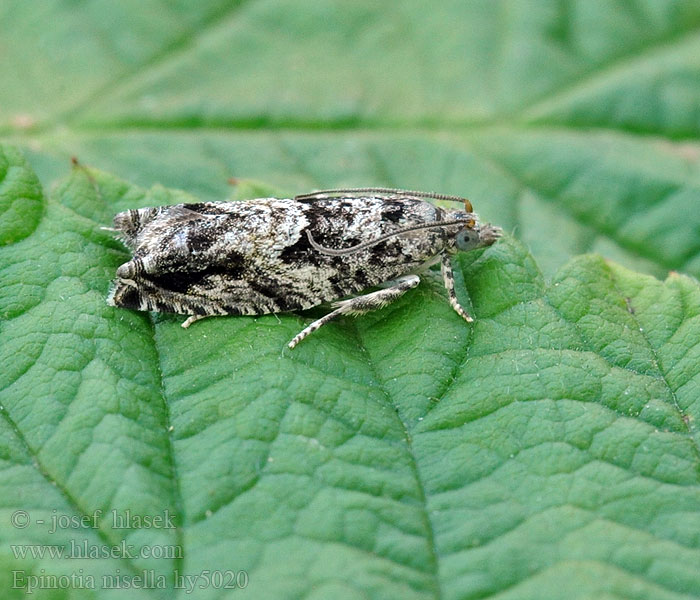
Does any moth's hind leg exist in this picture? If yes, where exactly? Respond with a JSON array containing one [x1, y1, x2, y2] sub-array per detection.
[[182, 314, 209, 328], [288, 275, 420, 349]]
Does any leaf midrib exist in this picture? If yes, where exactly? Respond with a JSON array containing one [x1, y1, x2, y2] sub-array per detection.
[[349, 320, 442, 600], [147, 312, 186, 587]]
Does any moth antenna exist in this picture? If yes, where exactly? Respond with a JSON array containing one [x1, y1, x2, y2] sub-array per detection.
[[306, 217, 473, 256], [295, 188, 473, 212]]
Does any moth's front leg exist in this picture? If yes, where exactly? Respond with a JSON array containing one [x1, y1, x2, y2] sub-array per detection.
[[288, 275, 421, 349], [441, 253, 473, 322]]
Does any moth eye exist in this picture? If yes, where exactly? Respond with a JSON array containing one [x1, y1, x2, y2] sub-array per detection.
[[455, 228, 479, 251]]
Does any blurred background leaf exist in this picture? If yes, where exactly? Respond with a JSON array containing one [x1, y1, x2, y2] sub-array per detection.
[[2, 0, 700, 278]]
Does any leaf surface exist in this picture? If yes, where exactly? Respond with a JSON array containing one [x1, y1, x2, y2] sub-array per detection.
[[1, 154, 699, 599], [2, 1, 700, 598]]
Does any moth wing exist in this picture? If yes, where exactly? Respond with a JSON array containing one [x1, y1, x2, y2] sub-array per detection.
[[159, 204, 224, 222], [108, 273, 283, 317], [114, 203, 232, 248]]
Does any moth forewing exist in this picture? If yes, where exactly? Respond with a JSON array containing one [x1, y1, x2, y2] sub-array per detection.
[[107, 189, 501, 348]]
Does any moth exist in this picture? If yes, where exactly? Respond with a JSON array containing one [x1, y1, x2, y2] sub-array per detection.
[[107, 188, 502, 348]]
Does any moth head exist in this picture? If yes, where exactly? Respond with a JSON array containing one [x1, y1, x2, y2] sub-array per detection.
[[455, 221, 502, 252], [113, 208, 158, 247]]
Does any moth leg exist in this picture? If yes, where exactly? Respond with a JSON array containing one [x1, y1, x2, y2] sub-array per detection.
[[181, 314, 209, 329], [441, 253, 473, 323], [288, 275, 420, 349]]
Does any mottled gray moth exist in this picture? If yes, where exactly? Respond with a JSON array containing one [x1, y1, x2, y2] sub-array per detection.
[[107, 188, 501, 348]]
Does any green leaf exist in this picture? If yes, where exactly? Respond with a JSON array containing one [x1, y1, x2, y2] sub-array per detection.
[[0, 145, 44, 246], [1, 151, 699, 599], [2, 1, 700, 598]]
